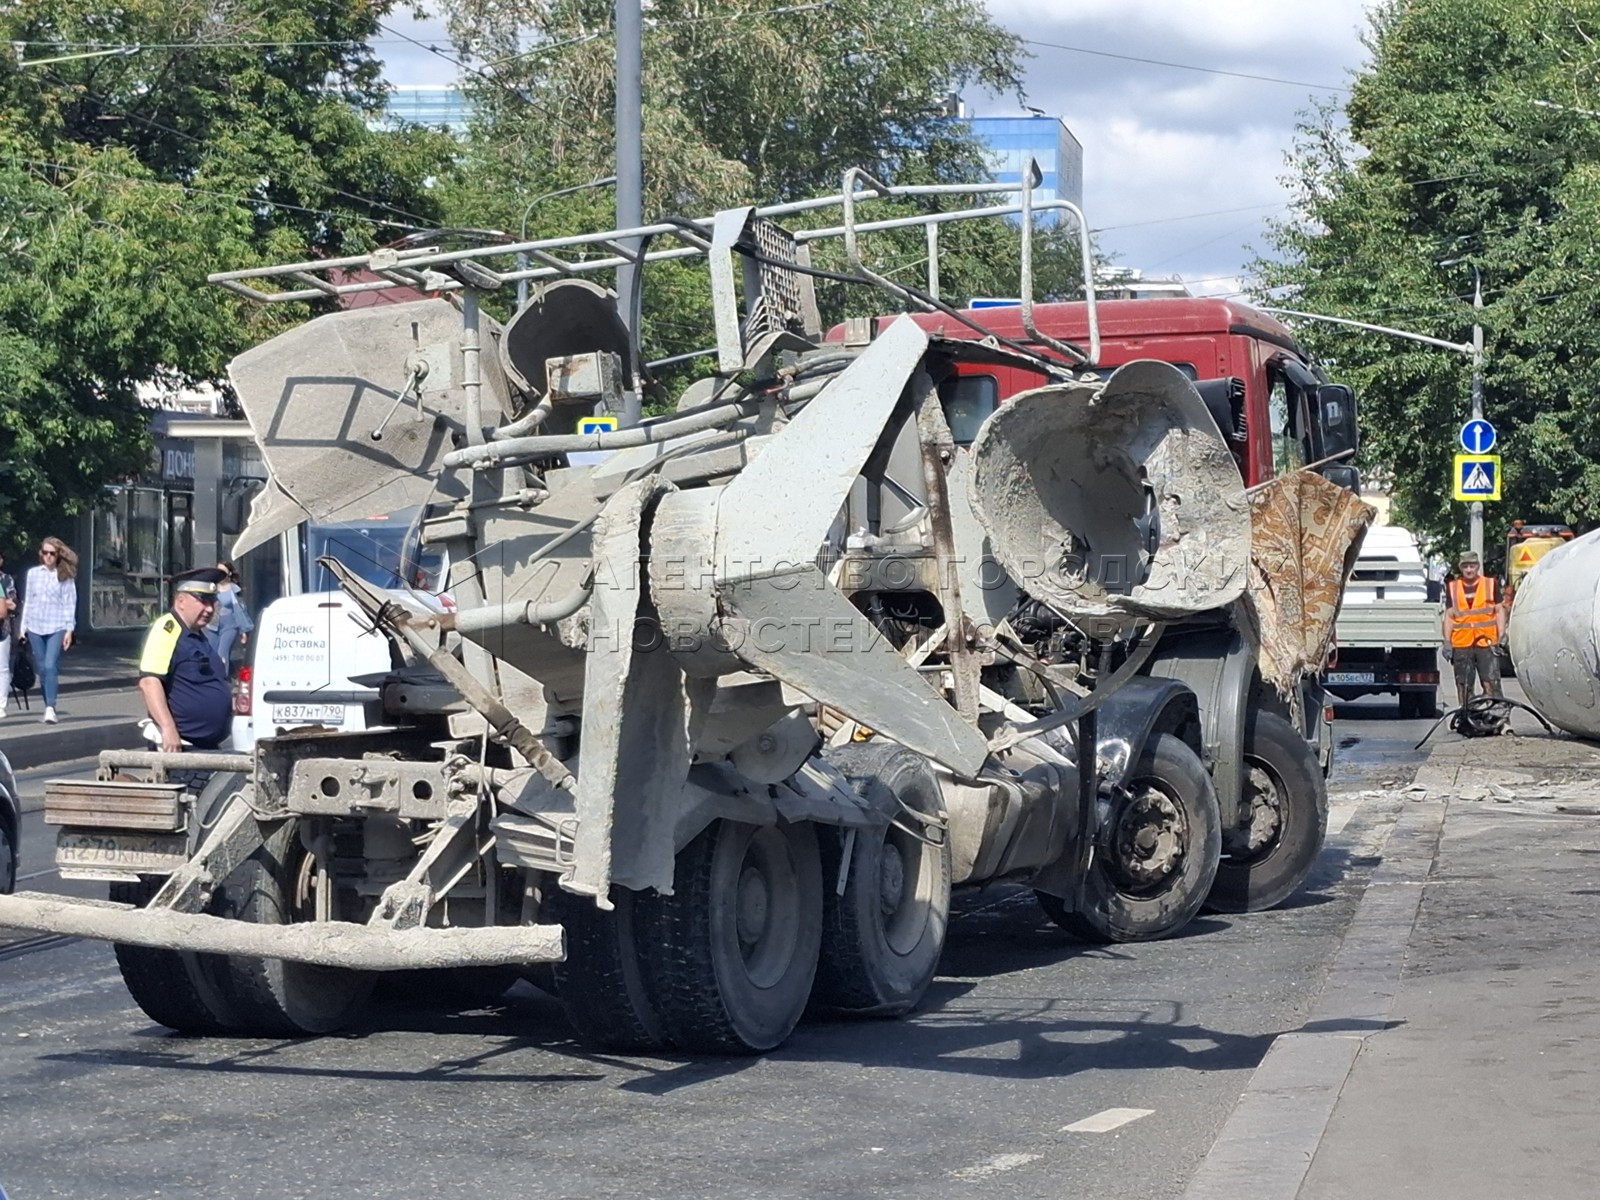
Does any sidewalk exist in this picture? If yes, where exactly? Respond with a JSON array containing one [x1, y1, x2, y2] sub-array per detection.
[[1186, 693, 1600, 1199], [1, 634, 146, 769], [0, 687, 144, 771]]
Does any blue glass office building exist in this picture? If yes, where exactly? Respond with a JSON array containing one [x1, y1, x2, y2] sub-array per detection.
[[964, 115, 1084, 221], [378, 86, 474, 133]]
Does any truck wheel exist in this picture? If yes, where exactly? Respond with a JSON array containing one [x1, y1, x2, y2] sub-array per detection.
[[1036, 733, 1221, 943], [812, 744, 951, 1016], [108, 772, 247, 1034], [0, 819, 15, 895], [647, 818, 823, 1054], [210, 817, 374, 1036], [110, 875, 239, 1035], [546, 885, 666, 1052], [1206, 711, 1328, 913]]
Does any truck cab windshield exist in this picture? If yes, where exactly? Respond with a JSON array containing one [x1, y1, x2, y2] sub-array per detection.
[[303, 509, 441, 594]]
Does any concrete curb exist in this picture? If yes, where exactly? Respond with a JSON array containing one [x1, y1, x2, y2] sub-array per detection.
[[59, 674, 139, 696], [0, 721, 144, 773], [1179, 797, 1447, 1200]]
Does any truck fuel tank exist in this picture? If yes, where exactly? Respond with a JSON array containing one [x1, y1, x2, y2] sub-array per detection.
[[1506, 527, 1600, 737]]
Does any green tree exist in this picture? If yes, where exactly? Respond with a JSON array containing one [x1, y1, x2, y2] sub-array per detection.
[[1254, 0, 1600, 556], [431, 0, 1091, 389], [0, 1, 459, 546]]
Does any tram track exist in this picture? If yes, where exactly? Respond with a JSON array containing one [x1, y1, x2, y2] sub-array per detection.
[[0, 933, 78, 963]]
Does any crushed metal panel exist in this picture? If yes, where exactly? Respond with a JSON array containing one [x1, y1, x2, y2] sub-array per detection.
[[1240, 472, 1377, 694], [716, 316, 929, 578], [946, 449, 1017, 626], [228, 299, 513, 537], [566, 477, 700, 900], [719, 568, 990, 777], [231, 478, 314, 559]]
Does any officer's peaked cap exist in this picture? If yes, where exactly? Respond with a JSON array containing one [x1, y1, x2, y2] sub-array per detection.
[[172, 567, 228, 596]]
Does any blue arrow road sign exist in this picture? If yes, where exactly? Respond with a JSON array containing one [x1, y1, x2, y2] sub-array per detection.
[[1460, 418, 1496, 454]]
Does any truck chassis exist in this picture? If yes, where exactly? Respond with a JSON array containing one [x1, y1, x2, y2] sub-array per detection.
[[0, 161, 1355, 1053]]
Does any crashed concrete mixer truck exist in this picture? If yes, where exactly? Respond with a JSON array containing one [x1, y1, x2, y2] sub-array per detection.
[[1506, 527, 1600, 736], [0, 167, 1370, 1053]]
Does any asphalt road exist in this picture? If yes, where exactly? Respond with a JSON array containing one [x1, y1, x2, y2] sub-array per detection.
[[0, 704, 1434, 1200]]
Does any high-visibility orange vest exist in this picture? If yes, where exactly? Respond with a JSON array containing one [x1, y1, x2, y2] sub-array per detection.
[[1448, 577, 1500, 648]]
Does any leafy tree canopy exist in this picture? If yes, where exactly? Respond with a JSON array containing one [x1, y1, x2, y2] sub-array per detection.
[[1255, 0, 1600, 561], [433, 0, 1090, 396], [0, 0, 458, 547]]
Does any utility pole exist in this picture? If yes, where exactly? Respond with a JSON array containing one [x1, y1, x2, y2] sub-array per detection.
[[1468, 268, 1485, 559], [615, 0, 643, 426], [1434, 257, 1487, 558]]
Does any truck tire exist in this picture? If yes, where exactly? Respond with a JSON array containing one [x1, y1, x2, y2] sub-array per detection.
[[546, 885, 667, 1052], [210, 817, 374, 1036], [811, 744, 951, 1017], [0, 820, 15, 895], [110, 875, 240, 1035], [1035, 733, 1221, 943], [1206, 711, 1328, 913], [108, 772, 247, 1034], [646, 818, 822, 1054]]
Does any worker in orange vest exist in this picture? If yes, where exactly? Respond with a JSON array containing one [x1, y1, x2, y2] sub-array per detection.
[[1442, 550, 1507, 708]]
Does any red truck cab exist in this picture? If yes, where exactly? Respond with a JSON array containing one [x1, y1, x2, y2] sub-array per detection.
[[845, 297, 1359, 492]]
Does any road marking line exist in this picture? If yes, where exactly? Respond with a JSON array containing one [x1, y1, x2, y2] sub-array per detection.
[[1062, 1107, 1154, 1133], [952, 1152, 1041, 1179]]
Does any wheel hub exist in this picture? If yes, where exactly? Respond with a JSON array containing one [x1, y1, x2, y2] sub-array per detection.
[[1224, 763, 1284, 859], [1109, 786, 1186, 890], [736, 866, 770, 949], [878, 841, 906, 917]]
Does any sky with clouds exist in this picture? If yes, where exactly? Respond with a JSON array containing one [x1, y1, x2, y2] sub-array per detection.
[[378, 1, 1378, 298]]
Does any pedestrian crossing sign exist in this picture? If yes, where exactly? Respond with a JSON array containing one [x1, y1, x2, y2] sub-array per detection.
[[1453, 453, 1501, 501], [577, 415, 619, 435]]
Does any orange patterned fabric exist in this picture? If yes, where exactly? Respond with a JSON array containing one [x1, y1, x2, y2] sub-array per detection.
[[1239, 471, 1378, 697]]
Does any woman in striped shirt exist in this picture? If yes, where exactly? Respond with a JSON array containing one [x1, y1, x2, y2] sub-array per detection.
[[19, 536, 77, 724]]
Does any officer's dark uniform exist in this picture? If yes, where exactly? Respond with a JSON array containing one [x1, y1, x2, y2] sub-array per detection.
[[138, 570, 232, 749]]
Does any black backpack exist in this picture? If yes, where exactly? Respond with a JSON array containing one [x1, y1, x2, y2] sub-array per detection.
[[10, 637, 35, 698]]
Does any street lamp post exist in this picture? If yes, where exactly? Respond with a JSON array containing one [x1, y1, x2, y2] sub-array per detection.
[[515, 176, 618, 309], [1259, 302, 1484, 543], [1438, 259, 1487, 558]]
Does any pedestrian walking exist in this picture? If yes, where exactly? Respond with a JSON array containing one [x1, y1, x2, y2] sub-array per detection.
[[1443, 550, 1507, 708], [137, 567, 233, 752], [204, 559, 253, 667], [0, 550, 17, 716], [18, 537, 77, 724]]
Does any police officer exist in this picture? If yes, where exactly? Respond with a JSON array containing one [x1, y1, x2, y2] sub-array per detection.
[[137, 567, 233, 752], [1443, 550, 1507, 708]]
